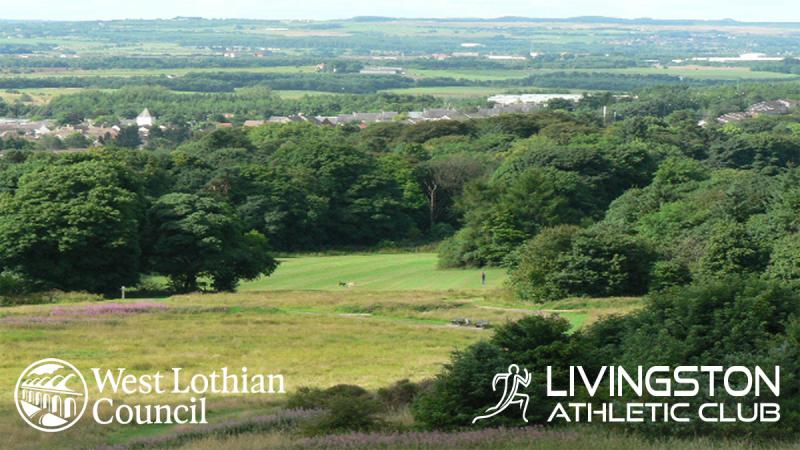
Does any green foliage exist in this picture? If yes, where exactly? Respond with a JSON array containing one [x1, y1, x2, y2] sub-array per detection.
[[63, 132, 90, 148], [415, 276, 800, 438], [509, 225, 581, 301], [144, 193, 277, 292], [510, 225, 654, 301], [766, 233, 800, 283], [412, 315, 574, 429], [697, 220, 766, 279], [114, 125, 142, 148], [289, 384, 383, 435], [442, 166, 596, 267], [377, 379, 429, 409], [411, 341, 512, 429], [648, 260, 692, 292], [0, 157, 144, 294]]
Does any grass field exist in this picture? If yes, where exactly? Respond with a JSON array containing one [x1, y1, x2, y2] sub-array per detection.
[[0, 252, 647, 449], [382, 85, 516, 98], [240, 253, 507, 291], [5, 66, 317, 78], [272, 89, 346, 99], [0, 289, 601, 448], [0, 87, 110, 104], [407, 66, 797, 82]]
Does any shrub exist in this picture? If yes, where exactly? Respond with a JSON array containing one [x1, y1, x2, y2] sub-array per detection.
[[288, 384, 372, 410], [413, 315, 574, 429], [411, 342, 510, 429], [304, 394, 383, 435], [377, 379, 430, 409], [509, 224, 655, 301], [290, 384, 383, 436], [437, 227, 480, 268]]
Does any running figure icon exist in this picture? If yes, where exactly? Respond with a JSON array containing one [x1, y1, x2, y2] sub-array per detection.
[[472, 364, 531, 424]]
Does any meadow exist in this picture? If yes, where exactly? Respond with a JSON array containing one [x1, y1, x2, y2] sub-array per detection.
[[381, 86, 515, 98], [407, 66, 798, 82], [0, 252, 636, 448]]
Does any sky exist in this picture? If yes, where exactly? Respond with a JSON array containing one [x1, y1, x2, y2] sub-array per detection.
[[0, 0, 798, 22]]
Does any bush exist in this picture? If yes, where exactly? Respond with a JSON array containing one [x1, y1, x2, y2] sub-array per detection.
[[289, 384, 383, 436], [377, 379, 430, 409], [437, 227, 480, 268], [304, 394, 383, 435], [0, 271, 32, 300], [429, 223, 455, 241], [411, 342, 510, 429], [0, 272, 103, 306], [288, 384, 372, 410], [412, 315, 574, 429]]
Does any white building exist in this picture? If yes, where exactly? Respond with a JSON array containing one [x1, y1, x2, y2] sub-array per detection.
[[488, 93, 584, 106], [136, 109, 154, 127]]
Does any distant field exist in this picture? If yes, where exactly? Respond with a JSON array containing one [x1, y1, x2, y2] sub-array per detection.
[[6, 66, 317, 78], [272, 89, 345, 99], [240, 253, 508, 291], [408, 65, 796, 82], [0, 87, 103, 104], [577, 66, 798, 80], [382, 85, 514, 97], [407, 68, 532, 81]]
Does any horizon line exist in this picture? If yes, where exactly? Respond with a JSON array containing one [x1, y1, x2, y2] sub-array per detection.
[[1, 15, 799, 25]]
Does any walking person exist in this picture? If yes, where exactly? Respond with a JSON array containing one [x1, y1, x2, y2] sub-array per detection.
[[481, 271, 486, 286]]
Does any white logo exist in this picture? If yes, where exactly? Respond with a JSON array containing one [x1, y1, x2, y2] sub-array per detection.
[[473, 364, 531, 424], [15, 358, 88, 432]]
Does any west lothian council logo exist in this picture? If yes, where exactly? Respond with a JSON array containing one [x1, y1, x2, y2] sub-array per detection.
[[15, 358, 88, 432]]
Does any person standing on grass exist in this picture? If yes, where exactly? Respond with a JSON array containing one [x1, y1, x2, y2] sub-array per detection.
[[481, 271, 486, 286]]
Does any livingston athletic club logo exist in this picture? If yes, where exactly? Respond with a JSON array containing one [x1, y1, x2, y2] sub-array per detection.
[[15, 358, 88, 432], [473, 364, 531, 424]]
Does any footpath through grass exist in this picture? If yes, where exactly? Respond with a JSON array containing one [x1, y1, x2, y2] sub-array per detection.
[[240, 253, 507, 291]]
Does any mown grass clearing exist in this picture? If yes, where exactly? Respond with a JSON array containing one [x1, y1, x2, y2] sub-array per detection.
[[240, 253, 508, 291]]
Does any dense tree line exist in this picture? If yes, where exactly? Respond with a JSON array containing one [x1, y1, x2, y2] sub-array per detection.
[[3, 85, 800, 302], [0, 112, 590, 295], [0, 151, 277, 294], [36, 87, 446, 124], [0, 72, 420, 93], [3, 69, 787, 102]]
